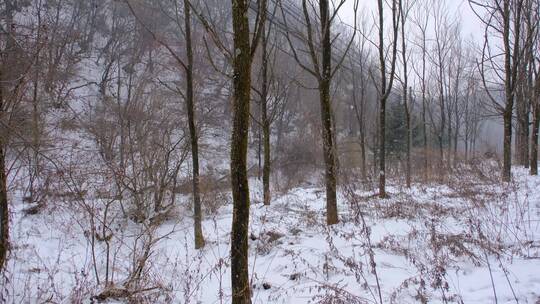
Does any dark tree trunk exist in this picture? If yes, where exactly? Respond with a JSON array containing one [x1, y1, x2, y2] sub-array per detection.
[[447, 106, 452, 169], [0, 0, 15, 273], [405, 88, 412, 188], [0, 90, 7, 271], [319, 0, 338, 225], [0, 143, 7, 272], [399, 2, 411, 188], [377, 0, 398, 198], [183, 0, 205, 249], [261, 28, 271, 206], [453, 115, 459, 165], [359, 117, 367, 182], [230, 0, 253, 302], [351, 62, 367, 182], [420, 24, 429, 181], [531, 106, 539, 175], [377, 0, 387, 198], [422, 93, 428, 179], [516, 67, 530, 168], [438, 87, 445, 173], [500, 0, 522, 182], [503, 108, 513, 182]]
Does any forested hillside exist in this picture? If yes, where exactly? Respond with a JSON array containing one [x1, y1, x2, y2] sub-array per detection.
[[0, 0, 539, 303]]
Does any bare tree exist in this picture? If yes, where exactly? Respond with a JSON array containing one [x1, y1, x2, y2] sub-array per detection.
[[183, 0, 205, 249], [529, 0, 540, 175], [126, 0, 206, 248], [470, 0, 526, 182], [412, 0, 431, 180], [431, 1, 453, 174], [530, 68, 540, 174], [0, 0, 37, 271], [279, 0, 358, 222], [398, 0, 415, 188], [377, 0, 400, 198], [229, 0, 266, 302], [349, 31, 371, 183]]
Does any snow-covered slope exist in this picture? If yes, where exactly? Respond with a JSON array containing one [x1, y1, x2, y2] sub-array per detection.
[[4, 166, 540, 303]]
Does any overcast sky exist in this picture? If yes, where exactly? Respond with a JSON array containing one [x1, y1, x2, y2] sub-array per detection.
[[337, 0, 484, 43]]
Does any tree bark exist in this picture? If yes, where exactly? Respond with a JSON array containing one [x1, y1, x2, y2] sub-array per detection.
[[516, 68, 529, 167], [261, 27, 271, 206], [230, 0, 253, 302], [0, 69, 7, 270], [405, 88, 412, 188], [377, 0, 399, 198], [399, 0, 411, 188], [319, 0, 338, 225], [502, 108, 513, 182], [531, 106, 539, 175], [0, 142, 7, 272], [351, 60, 367, 182], [183, 0, 205, 249], [501, 0, 522, 182], [0, 0, 14, 272]]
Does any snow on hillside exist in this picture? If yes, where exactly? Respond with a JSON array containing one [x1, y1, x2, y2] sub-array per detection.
[[3, 164, 540, 303]]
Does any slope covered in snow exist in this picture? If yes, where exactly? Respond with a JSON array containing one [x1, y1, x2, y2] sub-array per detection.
[[4, 164, 540, 303]]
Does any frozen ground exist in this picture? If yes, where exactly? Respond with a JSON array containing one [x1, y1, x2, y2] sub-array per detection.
[[3, 164, 540, 303]]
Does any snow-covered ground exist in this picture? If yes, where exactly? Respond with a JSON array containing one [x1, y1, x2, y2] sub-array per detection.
[[3, 164, 540, 303]]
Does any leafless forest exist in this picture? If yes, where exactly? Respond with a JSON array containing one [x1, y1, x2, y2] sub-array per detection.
[[1, 0, 540, 303]]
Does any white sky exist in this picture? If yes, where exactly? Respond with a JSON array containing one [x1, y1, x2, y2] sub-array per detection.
[[337, 0, 484, 43]]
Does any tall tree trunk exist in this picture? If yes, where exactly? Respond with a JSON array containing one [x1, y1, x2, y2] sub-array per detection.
[[447, 106, 452, 169], [319, 0, 338, 225], [502, 108, 513, 182], [0, 142, 7, 272], [399, 0, 411, 188], [359, 115, 367, 182], [531, 106, 539, 175], [377, 0, 398, 198], [351, 64, 367, 182], [261, 28, 271, 206], [438, 80, 445, 173], [500, 0, 521, 182], [378, 98, 387, 197], [183, 0, 205, 249], [405, 88, 412, 188], [453, 114, 459, 165], [230, 0, 253, 302], [0, 0, 15, 272], [378, 0, 387, 198], [422, 96, 428, 178], [0, 67, 7, 270], [516, 82, 529, 167]]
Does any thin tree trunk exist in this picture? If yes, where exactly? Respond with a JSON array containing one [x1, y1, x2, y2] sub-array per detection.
[[183, 0, 205, 249], [230, 0, 253, 302], [438, 86, 445, 173], [319, 0, 338, 224], [0, 0, 15, 272], [530, 106, 539, 175], [0, 101, 7, 272], [420, 22, 429, 181], [377, 0, 398, 198], [359, 115, 367, 182], [352, 65, 367, 182], [453, 115, 459, 165], [422, 94, 428, 179], [405, 88, 412, 188], [503, 108, 513, 182], [447, 105, 452, 169], [399, 0, 411, 188], [378, 0, 387, 198], [261, 27, 271, 206]]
